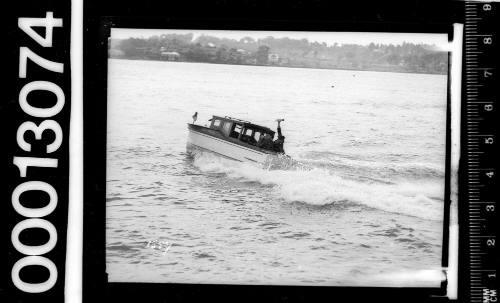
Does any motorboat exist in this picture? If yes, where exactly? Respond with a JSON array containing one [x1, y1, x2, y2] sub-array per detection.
[[187, 115, 284, 164]]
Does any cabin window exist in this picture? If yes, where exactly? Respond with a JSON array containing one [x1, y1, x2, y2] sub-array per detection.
[[213, 119, 221, 127], [222, 121, 231, 135], [254, 131, 261, 141], [230, 124, 242, 138], [241, 128, 257, 145]]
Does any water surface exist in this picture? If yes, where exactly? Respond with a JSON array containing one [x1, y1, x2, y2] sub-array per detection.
[[106, 59, 447, 286]]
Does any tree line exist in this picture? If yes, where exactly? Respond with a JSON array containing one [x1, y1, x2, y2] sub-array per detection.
[[109, 33, 448, 74]]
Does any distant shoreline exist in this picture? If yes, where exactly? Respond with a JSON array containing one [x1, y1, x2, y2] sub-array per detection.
[[109, 57, 447, 76]]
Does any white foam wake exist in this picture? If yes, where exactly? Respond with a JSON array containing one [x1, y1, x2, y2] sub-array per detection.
[[192, 152, 444, 221]]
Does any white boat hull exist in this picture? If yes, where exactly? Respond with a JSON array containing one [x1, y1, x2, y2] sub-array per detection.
[[187, 128, 274, 164]]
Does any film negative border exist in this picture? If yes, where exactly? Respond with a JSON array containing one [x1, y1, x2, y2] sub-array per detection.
[[2, 1, 72, 303], [83, 1, 460, 302]]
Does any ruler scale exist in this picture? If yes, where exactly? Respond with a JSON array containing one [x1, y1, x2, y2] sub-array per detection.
[[464, 1, 498, 303]]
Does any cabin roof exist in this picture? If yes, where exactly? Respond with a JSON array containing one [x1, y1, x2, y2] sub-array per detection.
[[212, 115, 274, 133]]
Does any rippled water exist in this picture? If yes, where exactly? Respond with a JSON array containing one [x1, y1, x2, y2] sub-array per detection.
[[106, 59, 448, 286]]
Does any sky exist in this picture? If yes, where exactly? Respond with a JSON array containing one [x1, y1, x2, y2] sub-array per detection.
[[111, 28, 449, 49]]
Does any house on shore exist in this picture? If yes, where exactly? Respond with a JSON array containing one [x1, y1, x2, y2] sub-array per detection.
[[160, 51, 180, 61]]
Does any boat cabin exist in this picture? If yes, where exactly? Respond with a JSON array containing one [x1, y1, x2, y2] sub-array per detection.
[[209, 116, 275, 149]]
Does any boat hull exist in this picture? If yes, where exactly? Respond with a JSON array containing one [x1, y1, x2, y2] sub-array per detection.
[[187, 126, 275, 164]]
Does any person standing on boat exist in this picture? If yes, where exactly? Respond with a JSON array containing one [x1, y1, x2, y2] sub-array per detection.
[[273, 119, 285, 153]]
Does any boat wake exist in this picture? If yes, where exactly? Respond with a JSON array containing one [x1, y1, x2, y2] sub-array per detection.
[[190, 151, 444, 221]]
